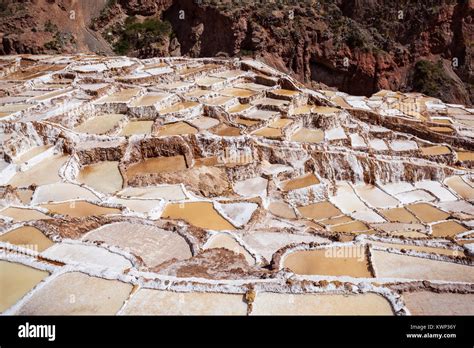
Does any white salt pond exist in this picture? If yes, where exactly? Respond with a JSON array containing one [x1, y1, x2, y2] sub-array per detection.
[[41, 243, 132, 270], [371, 250, 474, 282], [13, 272, 132, 315], [250, 293, 393, 315], [121, 289, 247, 315], [78, 161, 123, 194], [83, 222, 192, 267]]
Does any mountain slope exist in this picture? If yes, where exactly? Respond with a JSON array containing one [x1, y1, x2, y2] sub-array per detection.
[[0, 0, 472, 105]]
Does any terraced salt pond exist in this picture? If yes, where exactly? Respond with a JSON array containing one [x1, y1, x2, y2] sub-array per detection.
[[8, 154, 68, 187], [159, 101, 199, 114], [0, 261, 49, 313], [40, 201, 120, 218], [156, 122, 197, 136], [369, 240, 463, 257], [444, 176, 474, 200], [74, 114, 125, 135], [371, 250, 474, 282], [1, 55, 474, 316], [380, 207, 419, 223], [290, 128, 324, 143], [13, 272, 132, 315], [280, 173, 319, 191], [420, 145, 451, 156], [78, 161, 123, 193], [431, 221, 467, 238], [250, 293, 393, 315], [0, 226, 53, 252], [162, 202, 235, 230], [83, 222, 192, 267], [122, 289, 247, 315], [402, 292, 474, 315], [13, 145, 52, 164], [406, 203, 449, 223], [283, 246, 372, 277], [0, 207, 50, 222], [298, 201, 342, 220], [119, 121, 154, 136]]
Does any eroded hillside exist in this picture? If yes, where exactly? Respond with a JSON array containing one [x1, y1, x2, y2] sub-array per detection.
[[0, 0, 472, 105]]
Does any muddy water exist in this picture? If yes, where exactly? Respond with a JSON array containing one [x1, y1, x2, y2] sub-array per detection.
[[251, 293, 393, 315], [211, 124, 241, 136], [252, 127, 282, 138], [0, 207, 50, 222], [280, 173, 320, 191], [126, 155, 187, 177], [41, 201, 120, 218], [268, 201, 296, 219], [457, 152, 474, 162], [156, 122, 197, 136], [283, 246, 372, 277], [429, 126, 453, 133], [319, 215, 354, 226], [74, 114, 124, 134], [228, 103, 251, 114], [445, 176, 474, 200], [297, 201, 342, 220], [380, 207, 419, 223], [0, 226, 53, 252], [119, 121, 154, 136], [290, 128, 324, 143], [420, 145, 451, 156], [8, 154, 68, 188], [0, 261, 49, 312], [161, 202, 235, 230], [329, 221, 370, 233], [78, 161, 123, 193], [431, 221, 467, 238], [406, 203, 450, 223]]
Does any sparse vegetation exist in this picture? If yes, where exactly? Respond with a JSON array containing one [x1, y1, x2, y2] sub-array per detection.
[[113, 17, 172, 55], [44, 20, 58, 33], [44, 32, 76, 51], [0, 0, 12, 17], [412, 60, 451, 98]]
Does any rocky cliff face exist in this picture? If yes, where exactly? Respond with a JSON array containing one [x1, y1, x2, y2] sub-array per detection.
[[0, 0, 472, 105]]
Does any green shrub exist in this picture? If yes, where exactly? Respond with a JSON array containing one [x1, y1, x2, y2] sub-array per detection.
[[412, 60, 450, 97], [44, 20, 58, 33], [113, 17, 172, 55]]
